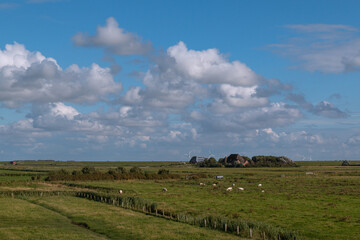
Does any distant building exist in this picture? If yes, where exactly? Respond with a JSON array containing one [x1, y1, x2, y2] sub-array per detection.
[[224, 154, 249, 165], [9, 161, 17, 165], [216, 175, 224, 179], [189, 156, 206, 164]]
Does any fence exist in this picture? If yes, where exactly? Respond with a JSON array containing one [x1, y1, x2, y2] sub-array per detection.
[[76, 191, 300, 240]]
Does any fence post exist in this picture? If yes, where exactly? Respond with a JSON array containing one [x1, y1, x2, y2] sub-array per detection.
[[143, 206, 145, 212], [113, 199, 115, 205], [250, 228, 253, 238], [204, 219, 206, 227], [214, 221, 217, 229], [237, 226, 239, 235], [263, 232, 266, 240], [225, 223, 227, 232], [155, 209, 158, 216]]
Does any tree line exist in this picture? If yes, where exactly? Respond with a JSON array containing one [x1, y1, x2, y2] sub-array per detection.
[[45, 167, 180, 181], [196, 155, 297, 168]]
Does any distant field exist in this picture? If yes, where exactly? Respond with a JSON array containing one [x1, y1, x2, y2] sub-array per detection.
[[0, 160, 359, 239], [295, 160, 360, 166], [72, 168, 360, 239]]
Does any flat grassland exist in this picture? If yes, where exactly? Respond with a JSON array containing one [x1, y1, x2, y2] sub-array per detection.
[[0, 160, 359, 239]]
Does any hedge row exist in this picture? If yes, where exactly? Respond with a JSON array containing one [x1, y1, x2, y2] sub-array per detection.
[[76, 191, 157, 212], [46, 169, 180, 181], [0, 190, 75, 198]]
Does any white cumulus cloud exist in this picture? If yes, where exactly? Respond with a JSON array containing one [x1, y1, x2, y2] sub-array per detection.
[[0, 42, 122, 107], [72, 17, 152, 56]]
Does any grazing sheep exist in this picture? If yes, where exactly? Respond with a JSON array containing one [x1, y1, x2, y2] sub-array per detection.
[[162, 188, 168, 192], [258, 184, 262, 187], [261, 190, 265, 193], [226, 187, 233, 191], [119, 190, 123, 194], [212, 183, 216, 187], [238, 187, 244, 191], [232, 183, 236, 187], [200, 183, 205, 186]]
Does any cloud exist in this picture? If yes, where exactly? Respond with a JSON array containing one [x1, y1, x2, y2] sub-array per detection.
[[312, 101, 348, 118], [167, 41, 260, 86], [285, 24, 358, 33], [255, 78, 292, 98], [258, 128, 325, 145], [190, 102, 302, 133], [27, 102, 108, 132], [211, 84, 268, 111], [272, 24, 360, 73], [117, 41, 267, 114], [0, 42, 122, 107], [72, 17, 152, 56], [113, 40, 303, 132], [2, 18, 355, 160], [347, 134, 360, 145], [286, 93, 348, 118]]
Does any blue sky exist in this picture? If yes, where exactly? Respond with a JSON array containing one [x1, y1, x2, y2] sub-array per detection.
[[0, 0, 359, 161]]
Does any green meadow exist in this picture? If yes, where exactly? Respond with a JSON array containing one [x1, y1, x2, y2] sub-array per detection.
[[0, 160, 359, 239]]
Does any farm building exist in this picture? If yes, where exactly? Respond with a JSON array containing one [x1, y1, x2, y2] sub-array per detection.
[[216, 175, 224, 179], [223, 154, 250, 166], [9, 161, 17, 165], [189, 156, 206, 164]]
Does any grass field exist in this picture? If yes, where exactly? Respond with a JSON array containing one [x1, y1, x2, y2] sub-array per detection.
[[0, 160, 359, 239]]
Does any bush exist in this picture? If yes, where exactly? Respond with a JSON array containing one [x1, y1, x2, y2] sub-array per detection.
[[116, 167, 127, 174], [198, 158, 222, 168], [130, 167, 143, 174], [81, 167, 96, 174], [158, 169, 169, 175], [72, 170, 82, 175]]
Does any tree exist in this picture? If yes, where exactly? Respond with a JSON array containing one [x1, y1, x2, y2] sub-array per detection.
[[116, 167, 127, 174], [158, 169, 169, 175], [81, 167, 96, 174], [130, 166, 143, 174]]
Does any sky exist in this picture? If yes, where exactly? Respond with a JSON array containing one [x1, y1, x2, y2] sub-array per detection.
[[0, 0, 360, 161]]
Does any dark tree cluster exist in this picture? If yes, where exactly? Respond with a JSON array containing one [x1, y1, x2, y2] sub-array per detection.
[[45, 167, 179, 181], [197, 158, 222, 168], [196, 154, 296, 168]]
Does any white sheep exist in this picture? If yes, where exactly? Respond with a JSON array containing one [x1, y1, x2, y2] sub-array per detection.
[[232, 183, 236, 187], [119, 190, 123, 194], [258, 184, 262, 187], [226, 187, 233, 191], [238, 187, 244, 191], [162, 188, 168, 192], [212, 183, 216, 187], [261, 190, 265, 193], [200, 182, 205, 186]]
